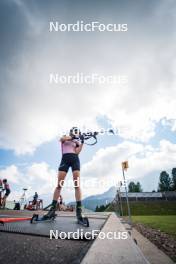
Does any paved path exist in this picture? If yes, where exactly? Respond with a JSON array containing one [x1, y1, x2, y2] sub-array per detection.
[[0, 210, 174, 264], [81, 213, 149, 264]]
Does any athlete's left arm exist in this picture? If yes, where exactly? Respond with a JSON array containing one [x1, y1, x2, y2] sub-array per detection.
[[75, 143, 83, 154]]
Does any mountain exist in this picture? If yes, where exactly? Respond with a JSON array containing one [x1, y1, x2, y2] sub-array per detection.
[[27, 186, 117, 210], [68, 186, 117, 211]]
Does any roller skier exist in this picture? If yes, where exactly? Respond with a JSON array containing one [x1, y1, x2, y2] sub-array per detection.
[[31, 127, 88, 226]]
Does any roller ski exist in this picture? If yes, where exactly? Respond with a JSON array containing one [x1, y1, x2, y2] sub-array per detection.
[[76, 206, 89, 227], [77, 215, 89, 227], [30, 207, 57, 223]]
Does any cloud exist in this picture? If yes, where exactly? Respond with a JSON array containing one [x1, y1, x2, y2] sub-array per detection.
[[0, 165, 21, 184], [81, 140, 176, 195], [0, 162, 79, 202], [1, 139, 176, 201], [0, 162, 56, 200], [0, 0, 176, 154]]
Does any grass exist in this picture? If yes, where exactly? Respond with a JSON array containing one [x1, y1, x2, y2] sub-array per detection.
[[132, 215, 176, 238], [105, 201, 176, 237], [106, 200, 176, 215]]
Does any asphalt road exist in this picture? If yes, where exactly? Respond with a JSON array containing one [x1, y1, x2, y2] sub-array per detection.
[[0, 210, 108, 264], [0, 232, 92, 264]]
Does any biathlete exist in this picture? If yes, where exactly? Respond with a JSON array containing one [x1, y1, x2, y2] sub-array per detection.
[[32, 192, 38, 205], [43, 127, 86, 224], [2, 179, 11, 208]]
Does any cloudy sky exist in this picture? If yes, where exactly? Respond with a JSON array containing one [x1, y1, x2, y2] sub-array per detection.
[[0, 0, 176, 202]]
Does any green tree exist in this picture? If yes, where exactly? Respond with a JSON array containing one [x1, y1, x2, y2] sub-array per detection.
[[95, 205, 99, 212], [158, 171, 172, 191], [99, 205, 105, 211], [135, 182, 143, 192], [128, 181, 136, 192], [171, 168, 176, 191], [128, 181, 142, 192]]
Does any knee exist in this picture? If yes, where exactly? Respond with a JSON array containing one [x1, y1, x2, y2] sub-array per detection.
[[56, 185, 62, 190], [57, 179, 65, 189], [73, 180, 80, 189]]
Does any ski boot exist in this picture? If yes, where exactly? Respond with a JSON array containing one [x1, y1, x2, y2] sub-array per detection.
[[42, 206, 57, 220], [76, 207, 89, 227], [30, 206, 57, 223]]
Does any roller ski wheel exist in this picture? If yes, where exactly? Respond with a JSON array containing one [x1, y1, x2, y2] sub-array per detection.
[[30, 213, 57, 223], [77, 216, 89, 227]]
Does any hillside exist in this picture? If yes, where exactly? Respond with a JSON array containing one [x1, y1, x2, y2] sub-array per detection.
[[68, 186, 117, 211]]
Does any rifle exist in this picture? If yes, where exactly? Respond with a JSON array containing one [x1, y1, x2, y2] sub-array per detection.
[[75, 129, 115, 145]]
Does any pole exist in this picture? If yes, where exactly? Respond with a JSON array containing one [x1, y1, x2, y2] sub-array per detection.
[[118, 184, 123, 217], [0, 190, 2, 207], [122, 168, 132, 225], [20, 188, 27, 209], [0, 179, 2, 207]]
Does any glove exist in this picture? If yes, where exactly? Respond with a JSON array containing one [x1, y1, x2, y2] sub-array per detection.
[[80, 135, 84, 144]]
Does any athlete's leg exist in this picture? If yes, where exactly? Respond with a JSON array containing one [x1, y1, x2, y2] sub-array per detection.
[[73, 170, 81, 201], [53, 171, 67, 201], [43, 171, 67, 219], [52, 153, 69, 204], [2, 195, 7, 208], [73, 170, 83, 219]]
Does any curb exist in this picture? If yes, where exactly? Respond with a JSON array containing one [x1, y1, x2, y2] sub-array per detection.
[[81, 213, 149, 264]]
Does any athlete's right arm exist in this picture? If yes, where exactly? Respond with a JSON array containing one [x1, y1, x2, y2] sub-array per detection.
[[60, 135, 72, 142]]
